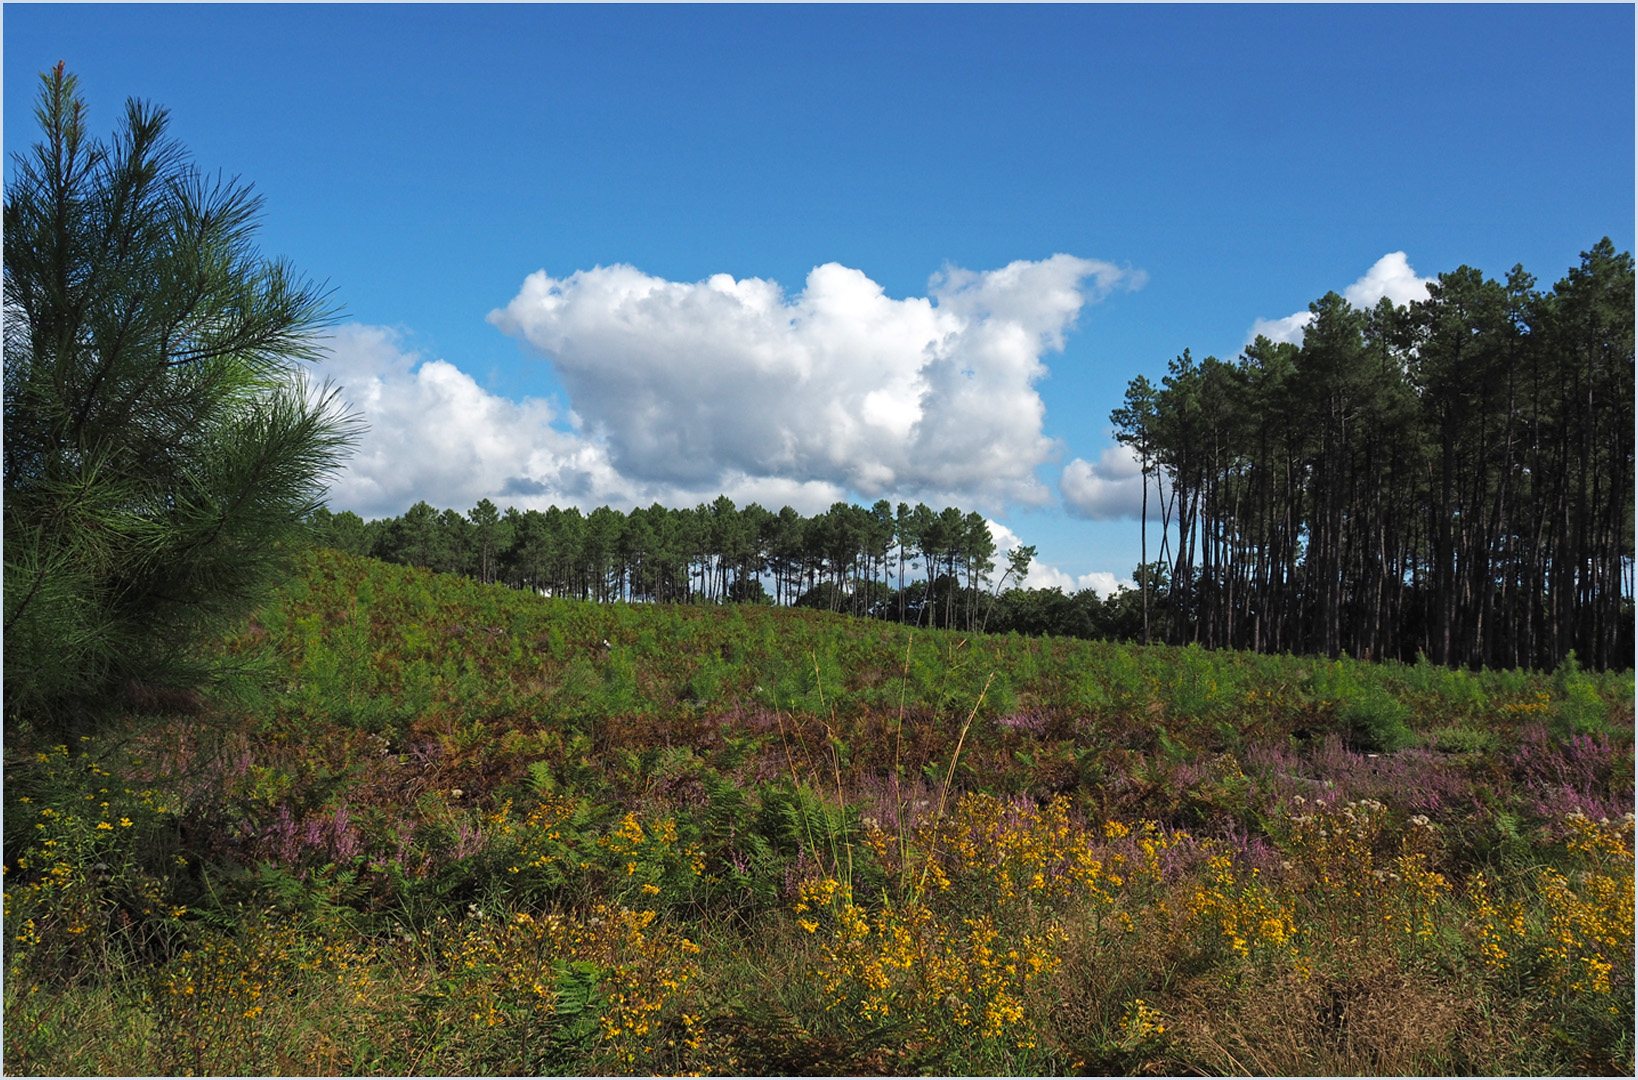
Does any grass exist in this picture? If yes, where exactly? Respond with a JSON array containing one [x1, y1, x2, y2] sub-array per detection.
[[3, 549, 1633, 1075]]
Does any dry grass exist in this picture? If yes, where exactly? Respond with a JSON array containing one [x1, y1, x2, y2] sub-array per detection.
[[1160, 960, 1463, 1076]]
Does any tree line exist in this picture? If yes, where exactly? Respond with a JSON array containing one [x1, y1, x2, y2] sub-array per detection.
[[1112, 240, 1634, 672], [311, 497, 1054, 632]]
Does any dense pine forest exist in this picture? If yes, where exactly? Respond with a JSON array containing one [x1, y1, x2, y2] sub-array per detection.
[[1112, 241, 1634, 672]]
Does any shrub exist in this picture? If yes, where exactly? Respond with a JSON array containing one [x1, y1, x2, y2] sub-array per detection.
[[1337, 689, 1415, 752]]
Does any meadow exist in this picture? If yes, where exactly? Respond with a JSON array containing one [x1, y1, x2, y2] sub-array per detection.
[[4, 549, 1633, 1075]]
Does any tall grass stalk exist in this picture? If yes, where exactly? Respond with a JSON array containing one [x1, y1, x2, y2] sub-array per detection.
[[814, 653, 854, 892], [916, 670, 994, 899]]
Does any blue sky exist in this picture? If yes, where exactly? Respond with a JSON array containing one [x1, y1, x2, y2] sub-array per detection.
[[6, 4, 1634, 592]]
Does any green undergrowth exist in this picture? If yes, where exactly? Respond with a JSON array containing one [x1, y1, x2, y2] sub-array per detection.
[[246, 550, 1630, 747], [4, 550, 1632, 1076]]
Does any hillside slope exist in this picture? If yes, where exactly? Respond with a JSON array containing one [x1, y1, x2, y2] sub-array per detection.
[[5, 550, 1632, 1076]]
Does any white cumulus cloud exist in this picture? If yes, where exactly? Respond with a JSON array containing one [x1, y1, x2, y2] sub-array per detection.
[[319, 325, 873, 519], [317, 325, 632, 518], [1247, 251, 1433, 346], [1342, 251, 1433, 309], [1245, 311, 1316, 347], [488, 255, 1135, 511], [984, 520, 1130, 596], [1059, 443, 1160, 522]]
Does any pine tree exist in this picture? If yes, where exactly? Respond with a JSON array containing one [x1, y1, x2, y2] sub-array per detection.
[[3, 65, 357, 732]]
